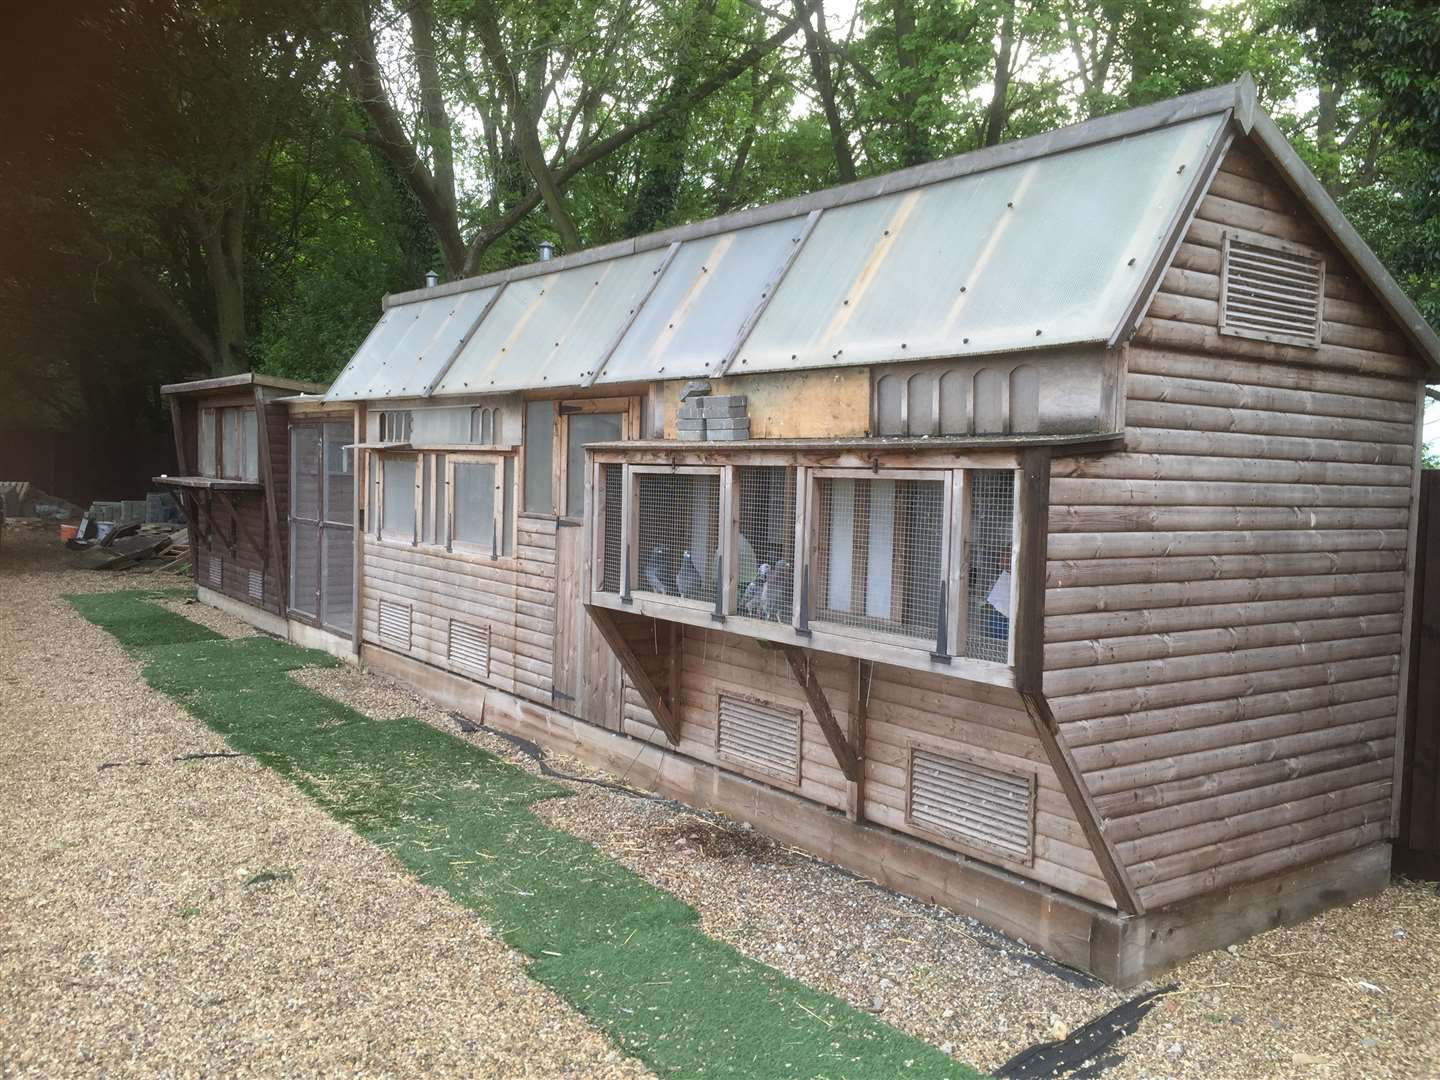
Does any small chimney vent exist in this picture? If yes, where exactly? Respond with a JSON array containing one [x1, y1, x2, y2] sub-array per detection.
[[424, 269, 439, 288], [538, 241, 555, 262]]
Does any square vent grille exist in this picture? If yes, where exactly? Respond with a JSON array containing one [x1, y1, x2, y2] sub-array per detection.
[[1219, 233, 1324, 348], [907, 748, 1034, 863], [378, 600, 412, 652], [448, 620, 491, 678], [247, 569, 264, 603], [207, 556, 222, 589], [716, 692, 801, 784]]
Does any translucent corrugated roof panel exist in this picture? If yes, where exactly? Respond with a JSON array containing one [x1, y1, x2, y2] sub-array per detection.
[[323, 286, 499, 401], [595, 216, 807, 385], [734, 115, 1226, 372], [434, 248, 670, 395]]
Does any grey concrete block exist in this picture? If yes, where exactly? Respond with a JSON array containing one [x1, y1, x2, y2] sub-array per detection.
[[702, 395, 747, 415], [676, 427, 707, 441], [705, 416, 750, 431], [676, 417, 707, 431], [677, 403, 706, 420], [706, 425, 752, 441]]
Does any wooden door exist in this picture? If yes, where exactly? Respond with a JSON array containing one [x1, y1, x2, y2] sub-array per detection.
[[551, 399, 634, 727]]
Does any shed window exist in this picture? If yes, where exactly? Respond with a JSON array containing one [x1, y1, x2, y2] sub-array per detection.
[[199, 406, 258, 480], [1219, 232, 1325, 348], [379, 455, 417, 541], [452, 461, 498, 551], [814, 476, 945, 643], [564, 411, 624, 519]]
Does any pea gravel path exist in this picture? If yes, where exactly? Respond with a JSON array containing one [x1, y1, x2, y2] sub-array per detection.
[[0, 531, 650, 1079], [4, 527, 1439, 1078]]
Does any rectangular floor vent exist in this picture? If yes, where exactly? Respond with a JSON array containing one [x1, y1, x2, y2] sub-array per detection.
[[207, 556, 222, 589], [378, 600, 412, 652], [907, 748, 1034, 863], [448, 620, 491, 679], [247, 569, 264, 603], [716, 692, 801, 784]]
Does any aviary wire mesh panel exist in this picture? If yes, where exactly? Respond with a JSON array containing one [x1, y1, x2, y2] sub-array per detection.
[[598, 464, 624, 593], [964, 470, 1014, 663], [813, 477, 945, 642], [635, 472, 720, 603], [908, 749, 1033, 862], [716, 692, 802, 784], [735, 466, 795, 622], [1221, 235, 1324, 347]]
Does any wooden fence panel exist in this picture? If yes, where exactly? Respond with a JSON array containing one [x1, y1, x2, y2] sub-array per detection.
[[1397, 469, 1440, 879]]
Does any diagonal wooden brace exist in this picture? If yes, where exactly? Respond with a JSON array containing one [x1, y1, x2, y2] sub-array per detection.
[[777, 644, 859, 782], [586, 605, 681, 745]]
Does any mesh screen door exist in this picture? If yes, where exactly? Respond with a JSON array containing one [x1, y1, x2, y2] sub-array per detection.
[[290, 421, 354, 635], [289, 424, 322, 620]]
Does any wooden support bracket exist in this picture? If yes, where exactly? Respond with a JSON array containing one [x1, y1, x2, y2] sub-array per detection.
[[212, 488, 262, 557], [586, 605, 681, 745], [777, 643, 859, 782]]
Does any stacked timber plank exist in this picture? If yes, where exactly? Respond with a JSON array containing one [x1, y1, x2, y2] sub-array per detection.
[[1045, 141, 1421, 911]]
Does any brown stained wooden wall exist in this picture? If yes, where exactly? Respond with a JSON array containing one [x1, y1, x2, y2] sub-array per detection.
[[1046, 138, 1426, 909], [1398, 470, 1440, 879]]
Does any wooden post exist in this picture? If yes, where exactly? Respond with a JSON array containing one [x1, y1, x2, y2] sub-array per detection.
[[167, 395, 200, 584], [777, 643, 858, 782], [847, 659, 872, 821], [252, 386, 286, 610], [1012, 448, 1050, 695], [353, 403, 367, 648]]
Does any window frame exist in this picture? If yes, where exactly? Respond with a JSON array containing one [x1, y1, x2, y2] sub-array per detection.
[[588, 450, 1029, 685], [374, 451, 420, 545], [199, 404, 259, 481], [446, 451, 510, 559]]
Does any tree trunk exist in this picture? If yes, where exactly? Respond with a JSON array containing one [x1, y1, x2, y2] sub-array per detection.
[[982, 0, 1016, 148], [891, 0, 930, 166], [796, 0, 855, 181], [409, 0, 457, 229]]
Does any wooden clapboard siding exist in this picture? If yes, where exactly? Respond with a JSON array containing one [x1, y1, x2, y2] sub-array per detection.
[[361, 538, 522, 695], [194, 489, 284, 617], [1045, 137, 1423, 910]]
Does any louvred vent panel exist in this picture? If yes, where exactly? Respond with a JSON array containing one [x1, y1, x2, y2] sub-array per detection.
[[716, 692, 801, 783], [378, 599, 412, 652], [448, 619, 491, 678], [908, 748, 1033, 863], [1219, 234, 1324, 348]]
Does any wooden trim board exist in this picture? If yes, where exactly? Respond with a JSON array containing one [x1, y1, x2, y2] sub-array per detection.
[[360, 640, 1392, 986]]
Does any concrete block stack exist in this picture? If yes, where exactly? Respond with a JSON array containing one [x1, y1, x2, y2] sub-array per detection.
[[677, 394, 750, 441]]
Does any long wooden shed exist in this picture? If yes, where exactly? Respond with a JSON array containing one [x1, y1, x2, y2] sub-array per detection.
[[279, 76, 1436, 984]]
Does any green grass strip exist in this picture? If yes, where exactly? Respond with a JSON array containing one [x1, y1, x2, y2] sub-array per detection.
[[70, 589, 985, 1080]]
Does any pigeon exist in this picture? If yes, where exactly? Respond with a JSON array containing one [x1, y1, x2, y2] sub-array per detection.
[[758, 559, 791, 621], [675, 550, 702, 599], [642, 545, 670, 594], [741, 563, 770, 616]]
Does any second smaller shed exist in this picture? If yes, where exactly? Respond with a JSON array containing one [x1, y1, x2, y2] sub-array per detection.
[[157, 373, 325, 632]]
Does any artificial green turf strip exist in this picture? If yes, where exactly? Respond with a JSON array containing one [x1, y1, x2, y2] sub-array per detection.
[[69, 590, 986, 1080]]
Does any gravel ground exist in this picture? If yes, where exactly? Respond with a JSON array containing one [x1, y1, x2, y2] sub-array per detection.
[[0, 530, 651, 1079], [6, 526, 1439, 1078], [296, 640, 1440, 1078]]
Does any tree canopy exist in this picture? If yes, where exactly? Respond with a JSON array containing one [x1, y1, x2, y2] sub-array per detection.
[[0, 0, 1435, 437]]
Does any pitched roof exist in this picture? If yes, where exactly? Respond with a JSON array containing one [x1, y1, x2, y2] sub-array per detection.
[[162, 372, 328, 396], [323, 76, 1436, 402]]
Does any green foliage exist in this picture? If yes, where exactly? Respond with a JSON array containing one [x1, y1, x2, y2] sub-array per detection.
[[70, 589, 981, 1079]]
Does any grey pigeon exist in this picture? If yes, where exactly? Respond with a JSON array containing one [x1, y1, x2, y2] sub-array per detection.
[[759, 559, 791, 621], [741, 563, 770, 616], [642, 545, 670, 594], [675, 550, 702, 599]]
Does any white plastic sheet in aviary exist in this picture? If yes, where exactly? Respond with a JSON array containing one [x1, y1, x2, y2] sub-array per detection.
[[323, 285, 499, 401], [733, 114, 1226, 373], [434, 248, 670, 395]]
